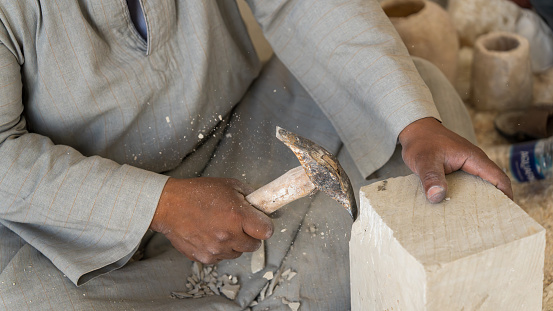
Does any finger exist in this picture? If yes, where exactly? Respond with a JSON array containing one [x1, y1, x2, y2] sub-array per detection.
[[226, 178, 255, 196], [458, 150, 514, 200], [220, 250, 243, 260], [413, 155, 448, 204], [231, 234, 262, 253], [204, 239, 245, 259], [241, 205, 274, 240], [205, 247, 243, 260], [170, 238, 222, 265], [194, 252, 223, 265]]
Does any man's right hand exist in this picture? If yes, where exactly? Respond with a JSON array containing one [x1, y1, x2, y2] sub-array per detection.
[[150, 177, 274, 265]]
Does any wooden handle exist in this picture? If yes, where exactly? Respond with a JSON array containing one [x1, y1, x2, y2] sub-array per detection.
[[245, 166, 316, 214]]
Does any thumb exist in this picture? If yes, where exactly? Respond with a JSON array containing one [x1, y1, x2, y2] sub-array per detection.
[[416, 162, 448, 204], [241, 205, 274, 240]]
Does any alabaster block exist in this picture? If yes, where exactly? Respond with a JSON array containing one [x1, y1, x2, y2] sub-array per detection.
[[350, 172, 545, 311]]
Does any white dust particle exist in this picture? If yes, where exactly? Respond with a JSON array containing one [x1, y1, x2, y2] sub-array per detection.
[[281, 229, 287, 233], [226, 133, 232, 138], [273, 89, 276, 93], [198, 133, 204, 139], [218, 115, 222, 121], [445, 197, 451, 201], [166, 116, 171, 123], [134, 156, 137, 161]]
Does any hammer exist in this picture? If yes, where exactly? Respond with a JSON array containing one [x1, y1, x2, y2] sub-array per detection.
[[246, 127, 358, 220], [246, 127, 357, 273]]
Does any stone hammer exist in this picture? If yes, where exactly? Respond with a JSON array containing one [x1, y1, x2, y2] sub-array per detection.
[[245, 127, 358, 221]]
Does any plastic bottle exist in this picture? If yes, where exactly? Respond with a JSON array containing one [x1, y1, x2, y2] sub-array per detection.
[[484, 136, 553, 183]]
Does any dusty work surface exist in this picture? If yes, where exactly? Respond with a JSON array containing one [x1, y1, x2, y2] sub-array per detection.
[[468, 107, 553, 310]]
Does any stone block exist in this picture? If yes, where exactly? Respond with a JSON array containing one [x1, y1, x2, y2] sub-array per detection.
[[350, 172, 545, 310]]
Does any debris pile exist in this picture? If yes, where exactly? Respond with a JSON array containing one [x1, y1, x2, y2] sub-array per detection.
[[248, 267, 298, 309], [171, 262, 241, 300], [172, 263, 301, 310]]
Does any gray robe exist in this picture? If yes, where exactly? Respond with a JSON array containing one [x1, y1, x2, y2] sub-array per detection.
[[0, 0, 473, 309]]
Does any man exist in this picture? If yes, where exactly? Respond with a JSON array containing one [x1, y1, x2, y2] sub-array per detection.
[[0, 0, 511, 309]]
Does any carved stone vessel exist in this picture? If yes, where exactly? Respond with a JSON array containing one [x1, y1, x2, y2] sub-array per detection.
[[471, 31, 533, 111], [381, 0, 459, 83]]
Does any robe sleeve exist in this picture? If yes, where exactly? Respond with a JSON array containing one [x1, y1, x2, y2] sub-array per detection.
[[0, 21, 168, 286], [246, 0, 442, 177]]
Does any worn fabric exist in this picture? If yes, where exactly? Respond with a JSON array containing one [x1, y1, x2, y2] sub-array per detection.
[[0, 0, 457, 310]]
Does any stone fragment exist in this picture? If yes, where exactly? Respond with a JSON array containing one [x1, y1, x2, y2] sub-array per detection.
[[208, 283, 219, 296], [251, 240, 265, 273], [221, 284, 241, 300], [262, 271, 273, 280], [288, 302, 300, 311], [170, 292, 193, 299], [192, 262, 202, 276], [259, 282, 269, 301], [267, 268, 282, 297], [286, 272, 297, 281], [281, 269, 291, 278], [282, 298, 301, 311]]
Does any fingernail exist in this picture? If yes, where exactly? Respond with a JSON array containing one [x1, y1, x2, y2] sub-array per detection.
[[427, 186, 445, 201]]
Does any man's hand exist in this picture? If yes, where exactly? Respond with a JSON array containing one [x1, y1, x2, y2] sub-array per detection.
[[150, 177, 274, 265], [399, 117, 513, 203]]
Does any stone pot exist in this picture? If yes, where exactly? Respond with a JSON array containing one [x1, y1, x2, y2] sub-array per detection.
[[381, 0, 459, 83], [448, 0, 521, 47], [471, 31, 533, 111]]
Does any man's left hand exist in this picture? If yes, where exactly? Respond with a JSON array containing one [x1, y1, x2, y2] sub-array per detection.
[[398, 117, 513, 203]]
